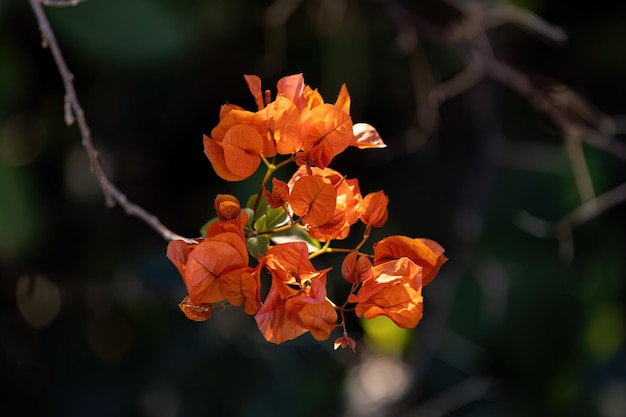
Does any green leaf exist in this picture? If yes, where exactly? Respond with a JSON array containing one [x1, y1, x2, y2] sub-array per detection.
[[253, 214, 267, 233], [242, 208, 255, 227], [265, 206, 290, 230], [270, 227, 321, 252], [246, 193, 268, 222], [253, 206, 289, 233], [247, 235, 269, 260]]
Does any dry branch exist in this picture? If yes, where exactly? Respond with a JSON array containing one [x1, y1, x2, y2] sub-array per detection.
[[27, 0, 195, 243]]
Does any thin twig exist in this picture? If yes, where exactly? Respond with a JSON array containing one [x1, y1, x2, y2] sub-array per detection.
[[564, 132, 595, 203], [376, 2, 626, 262], [41, 0, 85, 6], [27, 0, 195, 243], [515, 181, 626, 262]]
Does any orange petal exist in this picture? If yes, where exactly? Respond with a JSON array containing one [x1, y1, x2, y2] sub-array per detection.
[[335, 83, 351, 115], [264, 96, 303, 155], [166, 239, 198, 278], [178, 296, 212, 321], [288, 175, 337, 227], [264, 178, 290, 208], [360, 191, 389, 228], [214, 194, 241, 221], [373, 236, 447, 286], [185, 233, 249, 304], [244, 74, 264, 110], [203, 135, 247, 181], [219, 269, 261, 314], [276, 73, 308, 111], [210, 109, 256, 142], [351, 123, 387, 149], [304, 104, 353, 168], [303, 85, 324, 109], [349, 258, 424, 328], [254, 279, 308, 343], [357, 284, 424, 329], [222, 124, 263, 179], [295, 301, 337, 341]]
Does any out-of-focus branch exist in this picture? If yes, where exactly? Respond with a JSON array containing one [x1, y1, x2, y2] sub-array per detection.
[[515, 181, 626, 262], [564, 132, 595, 202], [481, 4, 567, 44], [27, 0, 195, 243], [414, 0, 625, 259], [41, 0, 85, 6]]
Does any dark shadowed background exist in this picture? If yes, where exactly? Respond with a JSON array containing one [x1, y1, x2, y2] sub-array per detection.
[[1, 1, 625, 416]]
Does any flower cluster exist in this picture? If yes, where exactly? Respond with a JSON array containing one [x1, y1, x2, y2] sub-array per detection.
[[167, 74, 447, 351]]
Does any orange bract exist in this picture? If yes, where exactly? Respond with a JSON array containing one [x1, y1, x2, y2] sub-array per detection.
[[288, 175, 337, 227], [288, 165, 363, 241], [302, 103, 353, 169], [341, 251, 373, 284], [178, 296, 212, 322], [335, 84, 351, 115], [360, 191, 389, 228], [204, 135, 248, 182], [214, 194, 241, 221], [264, 178, 290, 208], [261, 96, 303, 155], [351, 123, 387, 149], [255, 242, 335, 343], [348, 257, 424, 328], [173, 73, 446, 349], [243, 74, 264, 111], [222, 124, 263, 178], [374, 235, 447, 287]]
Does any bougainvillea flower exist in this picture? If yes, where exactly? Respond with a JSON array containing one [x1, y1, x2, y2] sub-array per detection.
[[288, 174, 337, 227], [259, 95, 303, 155], [300, 103, 353, 169], [288, 165, 362, 241], [263, 178, 290, 209], [334, 333, 357, 352], [341, 251, 373, 284], [254, 242, 336, 343], [335, 84, 351, 115], [166, 232, 261, 315], [214, 194, 241, 221], [221, 124, 263, 177], [242, 73, 308, 156], [348, 257, 424, 328], [205, 195, 248, 239], [359, 191, 389, 228], [276, 73, 309, 112], [373, 236, 447, 287], [243, 74, 264, 111], [203, 135, 249, 182], [204, 102, 275, 180]]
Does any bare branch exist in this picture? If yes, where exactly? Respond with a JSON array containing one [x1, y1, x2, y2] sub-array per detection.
[[515, 181, 626, 262], [564, 132, 595, 203], [482, 4, 567, 45], [41, 0, 85, 6], [376, 0, 626, 265], [27, 0, 195, 243]]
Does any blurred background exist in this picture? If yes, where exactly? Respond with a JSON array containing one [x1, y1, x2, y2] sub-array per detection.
[[1, 0, 625, 416]]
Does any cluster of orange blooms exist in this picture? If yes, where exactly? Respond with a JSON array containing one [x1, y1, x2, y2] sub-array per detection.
[[167, 74, 447, 351]]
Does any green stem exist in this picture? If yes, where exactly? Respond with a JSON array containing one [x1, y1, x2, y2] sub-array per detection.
[[309, 239, 332, 259], [253, 155, 295, 214]]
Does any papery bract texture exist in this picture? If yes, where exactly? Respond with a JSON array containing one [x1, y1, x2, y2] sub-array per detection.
[[348, 257, 423, 328], [254, 242, 336, 343], [374, 236, 447, 286]]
